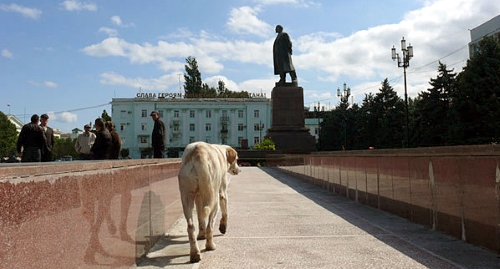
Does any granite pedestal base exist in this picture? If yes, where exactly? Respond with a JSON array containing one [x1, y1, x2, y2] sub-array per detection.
[[266, 85, 316, 153]]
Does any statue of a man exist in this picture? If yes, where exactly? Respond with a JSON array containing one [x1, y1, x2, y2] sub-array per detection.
[[273, 25, 297, 86]]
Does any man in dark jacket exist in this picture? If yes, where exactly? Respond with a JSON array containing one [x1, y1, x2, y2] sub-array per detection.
[[17, 114, 46, 162], [150, 110, 165, 158], [40, 114, 54, 162], [91, 118, 112, 160]]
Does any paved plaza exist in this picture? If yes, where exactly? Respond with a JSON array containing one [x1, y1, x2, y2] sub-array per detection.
[[134, 167, 500, 269]]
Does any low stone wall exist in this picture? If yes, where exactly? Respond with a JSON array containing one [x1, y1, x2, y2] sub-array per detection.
[[0, 159, 182, 269], [277, 145, 500, 253]]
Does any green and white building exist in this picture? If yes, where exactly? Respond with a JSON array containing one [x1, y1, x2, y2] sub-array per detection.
[[111, 93, 272, 159]]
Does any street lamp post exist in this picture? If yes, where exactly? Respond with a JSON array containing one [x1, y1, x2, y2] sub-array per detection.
[[337, 83, 351, 150], [337, 83, 351, 104], [392, 37, 413, 148]]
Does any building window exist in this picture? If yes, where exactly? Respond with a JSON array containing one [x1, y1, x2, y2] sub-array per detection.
[[254, 110, 259, 118], [173, 125, 179, 132], [141, 110, 147, 117], [222, 110, 227, 117], [141, 123, 147, 131], [174, 110, 179, 118], [189, 123, 195, 131], [159, 110, 164, 118], [254, 137, 260, 144], [190, 110, 195, 118], [222, 138, 227, 144], [205, 123, 211, 131], [205, 136, 211, 143], [238, 123, 244, 131], [121, 110, 126, 118], [120, 123, 126, 131], [206, 110, 212, 118], [140, 136, 148, 143], [238, 110, 243, 118], [189, 136, 195, 143], [254, 123, 261, 131], [238, 136, 243, 145]]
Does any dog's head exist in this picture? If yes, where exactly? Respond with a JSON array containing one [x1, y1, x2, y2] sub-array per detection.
[[226, 146, 241, 175]]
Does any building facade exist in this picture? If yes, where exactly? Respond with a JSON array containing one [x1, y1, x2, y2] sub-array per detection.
[[469, 14, 500, 58], [111, 94, 272, 159]]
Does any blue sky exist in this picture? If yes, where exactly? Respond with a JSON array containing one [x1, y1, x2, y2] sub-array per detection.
[[1, 0, 499, 133]]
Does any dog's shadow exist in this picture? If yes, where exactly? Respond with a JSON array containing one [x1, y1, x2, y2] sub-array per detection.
[[137, 233, 222, 267]]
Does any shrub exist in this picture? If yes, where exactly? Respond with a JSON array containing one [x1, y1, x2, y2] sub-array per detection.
[[253, 138, 276, 151]]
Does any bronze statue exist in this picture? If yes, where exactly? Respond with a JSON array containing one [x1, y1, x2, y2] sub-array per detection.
[[273, 25, 297, 86]]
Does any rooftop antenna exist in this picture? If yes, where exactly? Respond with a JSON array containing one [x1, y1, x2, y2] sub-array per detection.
[[178, 73, 182, 95]]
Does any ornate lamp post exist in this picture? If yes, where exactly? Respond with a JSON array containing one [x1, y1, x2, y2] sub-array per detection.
[[337, 83, 351, 103], [337, 83, 351, 149], [391, 37, 413, 148]]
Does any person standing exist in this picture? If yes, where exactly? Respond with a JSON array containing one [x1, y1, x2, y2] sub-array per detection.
[[273, 24, 297, 85], [105, 121, 122, 159], [40, 114, 54, 162], [16, 114, 46, 162], [91, 118, 112, 160], [75, 124, 96, 160], [150, 110, 165, 158]]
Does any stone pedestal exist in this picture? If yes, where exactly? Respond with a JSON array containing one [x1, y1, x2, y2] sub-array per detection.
[[266, 85, 316, 153]]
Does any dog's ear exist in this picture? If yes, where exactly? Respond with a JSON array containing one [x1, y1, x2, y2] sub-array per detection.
[[226, 147, 237, 164]]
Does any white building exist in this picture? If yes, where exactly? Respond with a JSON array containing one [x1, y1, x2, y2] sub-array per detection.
[[111, 94, 272, 159], [7, 114, 62, 138], [7, 114, 23, 134], [469, 14, 500, 58]]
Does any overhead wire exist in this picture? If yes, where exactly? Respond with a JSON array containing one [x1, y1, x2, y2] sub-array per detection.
[[308, 43, 470, 107], [11, 102, 111, 119]]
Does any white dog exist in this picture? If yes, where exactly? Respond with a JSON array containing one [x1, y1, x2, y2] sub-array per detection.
[[177, 142, 240, 263]]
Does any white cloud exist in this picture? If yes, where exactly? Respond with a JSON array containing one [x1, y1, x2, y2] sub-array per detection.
[[0, 4, 42, 19], [81, 0, 500, 103], [226, 6, 272, 37], [2, 49, 13, 58], [100, 72, 179, 91], [60, 0, 97, 12], [98, 27, 118, 37], [111, 15, 122, 26], [82, 38, 127, 57], [253, 0, 320, 8], [110, 15, 135, 28], [44, 81, 58, 88], [28, 80, 59, 88], [43, 111, 77, 123], [57, 111, 78, 123]]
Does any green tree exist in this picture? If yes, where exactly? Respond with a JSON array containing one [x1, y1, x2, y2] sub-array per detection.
[[217, 80, 229, 97], [354, 93, 378, 149], [318, 89, 360, 151], [53, 137, 78, 160], [184, 56, 203, 98], [0, 111, 18, 160], [413, 62, 456, 146], [183, 57, 250, 98], [253, 138, 276, 151], [373, 79, 405, 148], [449, 36, 500, 144], [101, 109, 111, 122]]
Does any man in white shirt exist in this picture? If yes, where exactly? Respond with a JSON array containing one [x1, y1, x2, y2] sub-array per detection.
[[75, 124, 96, 160]]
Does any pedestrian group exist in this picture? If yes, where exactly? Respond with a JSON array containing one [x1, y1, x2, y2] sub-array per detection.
[[17, 112, 166, 162]]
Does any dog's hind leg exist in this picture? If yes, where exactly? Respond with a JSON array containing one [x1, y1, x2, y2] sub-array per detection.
[[195, 193, 206, 240], [205, 203, 218, 251], [181, 191, 201, 263]]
